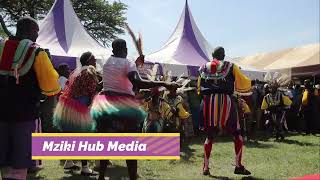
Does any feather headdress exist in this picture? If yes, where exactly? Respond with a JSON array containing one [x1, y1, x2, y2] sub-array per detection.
[[264, 72, 291, 88], [124, 23, 143, 56], [144, 66, 193, 94], [146, 64, 159, 81]]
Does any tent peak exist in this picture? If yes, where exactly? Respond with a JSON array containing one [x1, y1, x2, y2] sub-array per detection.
[[37, 0, 108, 57], [147, 0, 213, 67]]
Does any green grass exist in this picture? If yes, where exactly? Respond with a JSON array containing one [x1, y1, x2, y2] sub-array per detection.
[[27, 133, 320, 180]]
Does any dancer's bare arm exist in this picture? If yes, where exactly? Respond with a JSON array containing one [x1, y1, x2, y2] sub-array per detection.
[[128, 71, 179, 89]]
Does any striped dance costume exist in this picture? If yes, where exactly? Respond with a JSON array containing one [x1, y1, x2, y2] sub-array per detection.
[[91, 92, 147, 132], [198, 59, 252, 173]]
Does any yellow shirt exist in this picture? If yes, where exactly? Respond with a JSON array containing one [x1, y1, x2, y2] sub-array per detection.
[[261, 93, 292, 110], [233, 65, 251, 93], [33, 50, 61, 96], [302, 89, 319, 106]]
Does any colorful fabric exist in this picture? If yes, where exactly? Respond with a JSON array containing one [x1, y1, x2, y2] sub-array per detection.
[[198, 60, 250, 135], [201, 94, 232, 129], [91, 93, 147, 132], [0, 39, 60, 123], [53, 95, 96, 132], [0, 40, 60, 96], [199, 59, 232, 80], [0, 39, 36, 77], [198, 60, 251, 96], [68, 66, 98, 99], [53, 66, 98, 132]]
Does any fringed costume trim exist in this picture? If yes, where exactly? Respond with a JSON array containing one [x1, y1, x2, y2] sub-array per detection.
[[53, 96, 96, 132], [91, 94, 147, 131]]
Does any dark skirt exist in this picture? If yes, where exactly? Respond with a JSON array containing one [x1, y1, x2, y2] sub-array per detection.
[[0, 120, 35, 168]]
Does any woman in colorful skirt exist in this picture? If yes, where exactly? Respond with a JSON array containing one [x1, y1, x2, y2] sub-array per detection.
[[91, 39, 179, 180], [198, 47, 252, 176], [53, 52, 99, 176]]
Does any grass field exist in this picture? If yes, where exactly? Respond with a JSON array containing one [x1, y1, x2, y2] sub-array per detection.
[[27, 132, 320, 180]]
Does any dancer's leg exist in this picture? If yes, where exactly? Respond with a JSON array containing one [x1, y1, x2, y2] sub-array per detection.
[[233, 132, 244, 168], [228, 99, 251, 175], [232, 131, 251, 175], [98, 160, 109, 180], [203, 128, 216, 175], [126, 160, 138, 180]]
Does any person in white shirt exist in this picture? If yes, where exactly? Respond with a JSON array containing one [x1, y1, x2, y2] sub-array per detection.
[[57, 63, 70, 90], [91, 39, 179, 180]]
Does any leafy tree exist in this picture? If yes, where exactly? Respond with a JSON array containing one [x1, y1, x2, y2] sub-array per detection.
[[0, 0, 127, 46]]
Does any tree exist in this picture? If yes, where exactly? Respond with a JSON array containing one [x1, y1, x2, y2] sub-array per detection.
[[0, 0, 127, 46]]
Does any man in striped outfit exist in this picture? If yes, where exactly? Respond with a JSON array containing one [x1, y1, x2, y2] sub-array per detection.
[[198, 47, 251, 176]]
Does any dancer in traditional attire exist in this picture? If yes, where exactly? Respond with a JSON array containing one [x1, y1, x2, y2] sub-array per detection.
[[53, 52, 99, 176], [141, 88, 164, 133], [91, 39, 178, 180], [161, 86, 192, 140], [140, 65, 164, 133], [198, 47, 251, 175], [0, 17, 60, 180], [261, 72, 292, 140]]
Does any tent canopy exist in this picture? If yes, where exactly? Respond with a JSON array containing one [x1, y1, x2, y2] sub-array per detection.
[[37, 0, 111, 70], [146, 0, 212, 67], [238, 43, 320, 70], [144, 0, 265, 80], [237, 43, 320, 78], [144, 0, 212, 77]]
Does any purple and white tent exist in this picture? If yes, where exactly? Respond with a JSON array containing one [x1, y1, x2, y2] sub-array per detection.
[[36, 0, 111, 70], [145, 0, 265, 80], [145, 0, 212, 78]]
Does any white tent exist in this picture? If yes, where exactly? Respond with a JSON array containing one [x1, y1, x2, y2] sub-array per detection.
[[36, 0, 111, 70], [230, 57, 267, 80], [145, 0, 212, 78], [238, 43, 320, 78], [145, 0, 265, 80]]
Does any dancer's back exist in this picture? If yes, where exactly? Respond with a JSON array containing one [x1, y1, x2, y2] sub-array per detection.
[[103, 56, 137, 96]]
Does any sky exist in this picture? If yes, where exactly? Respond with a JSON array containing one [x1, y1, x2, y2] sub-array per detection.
[[117, 0, 319, 58]]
